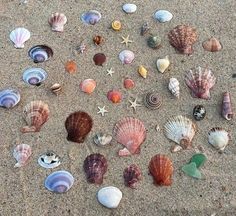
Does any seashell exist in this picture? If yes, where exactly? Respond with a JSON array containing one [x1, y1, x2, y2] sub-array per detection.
[[149, 154, 173, 186], [93, 53, 106, 66], [123, 164, 142, 189], [164, 115, 197, 150], [93, 35, 104, 45], [119, 50, 134, 64], [22, 68, 47, 86], [21, 100, 49, 133], [208, 127, 230, 152], [143, 91, 162, 110], [97, 186, 122, 209], [48, 13, 67, 32], [44, 170, 74, 193], [168, 78, 180, 98], [93, 133, 112, 146], [65, 111, 93, 143], [154, 10, 173, 23], [138, 65, 148, 78], [0, 89, 20, 108], [10, 27, 30, 48], [156, 56, 170, 73], [202, 37, 222, 52], [107, 90, 122, 103], [38, 151, 61, 169], [185, 66, 216, 99], [76, 43, 87, 54], [50, 83, 62, 95], [28, 45, 53, 63], [140, 22, 150, 36], [222, 92, 233, 120], [13, 144, 32, 167], [124, 78, 135, 89], [113, 117, 146, 156], [81, 10, 101, 25], [111, 20, 122, 31], [65, 60, 77, 74], [83, 153, 108, 184], [147, 35, 161, 49], [79, 79, 96, 94], [122, 3, 137, 14], [193, 105, 206, 121]]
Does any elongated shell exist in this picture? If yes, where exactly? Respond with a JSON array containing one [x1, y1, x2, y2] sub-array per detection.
[[48, 13, 67, 32], [0, 89, 20, 108], [122, 4, 137, 14], [156, 56, 170, 73], [79, 79, 96, 94], [21, 101, 49, 133], [143, 91, 162, 109], [28, 45, 53, 63], [140, 22, 150, 36], [13, 144, 32, 167], [154, 10, 173, 23], [113, 117, 146, 156], [222, 92, 233, 120], [38, 151, 61, 169], [123, 164, 142, 189], [149, 154, 173, 186], [10, 27, 30, 48], [202, 37, 222, 52], [44, 170, 74, 193], [185, 67, 216, 99], [93, 133, 112, 146], [119, 50, 134, 64], [81, 10, 101, 25], [22, 68, 47, 86], [168, 78, 180, 98], [138, 65, 148, 78]]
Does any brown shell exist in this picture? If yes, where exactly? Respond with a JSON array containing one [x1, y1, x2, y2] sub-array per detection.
[[202, 37, 222, 52], [65, 111, 93, 143], [168, 25, 198, 54], [123, 164, 142, 189], [83, 153, 108, 184], [149, 154, 173, 186], [93, 35, 104, 45]]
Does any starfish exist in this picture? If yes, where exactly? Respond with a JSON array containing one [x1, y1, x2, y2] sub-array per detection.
[[121, 35, 133, 47], [97, 106, 108, 116], [106, 68, 115, 76], [129, 98, 141, 112]]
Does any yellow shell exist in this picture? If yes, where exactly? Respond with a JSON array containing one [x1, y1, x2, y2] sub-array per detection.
[[112, 20, 122, 31], [138, 65, 148, 78], [156, 56, 170, 73]]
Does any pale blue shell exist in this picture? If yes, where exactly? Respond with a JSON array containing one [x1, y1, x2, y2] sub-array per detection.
[[0, 89, 20, 108], [154, 10, 173, 23], [81, 10, 101, 25], [23, 68, 47, 86], [28, 45, 53, 63], [44, 170, 74, 193]]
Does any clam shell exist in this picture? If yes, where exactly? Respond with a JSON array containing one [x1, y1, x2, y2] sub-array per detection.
[[13, 144, 32, 168], [93, 53, 106, 66], [123, 164, 142, 189], [147, 36, 161, 49], [81, 10, 101, 25], [10, 27, 30, 48], [22, 68, 47, 86], [0, 89, 20, 108], [154, 10, 173, 23], [93, 133, 112, 146], [222, 92, 233, 120], [122, 3, 137, 14], [79, 79, 96, 94], [168, 78, 180, 98], [143, 91, 162, 110], [202, 37, 222, 52], [28, 45, 53, 63], [48, 12, 67, 32], [156, 56, 170, 73], [119, 50, 134, 64], [107, 90, 122, 103], [38, 151, 61, 169]]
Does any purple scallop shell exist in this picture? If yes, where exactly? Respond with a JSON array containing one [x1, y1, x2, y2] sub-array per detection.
[[0, 89, 20, 108], [28, 45, 53, 63], [119, 50, 135, 65], [81, 10, 101, 25], [123, 164, 142, 189]]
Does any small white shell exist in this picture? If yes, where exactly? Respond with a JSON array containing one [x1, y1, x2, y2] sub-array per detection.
[[38, 151, 61, 169], [156, 56, 170, 73], [168, 78, 180, 98], [154, 10, 173, 23], [122, 4, 137, 14], [119, 50, 135, 65], [93, 133, 112, 146], [10, 27, 30, 48]]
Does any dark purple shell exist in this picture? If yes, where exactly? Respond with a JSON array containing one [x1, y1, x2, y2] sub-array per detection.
[[93, 53, 106, 66], [123, 164, 142, 189], [83, 153, 108, 184]]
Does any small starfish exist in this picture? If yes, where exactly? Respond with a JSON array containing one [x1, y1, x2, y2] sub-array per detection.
[[129, 98, 141, 112], [121, 35, 133, 47], [106, 68, 115, 76], [97, 106, 108, 116]]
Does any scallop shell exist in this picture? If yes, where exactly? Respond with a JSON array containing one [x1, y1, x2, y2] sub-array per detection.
[[123, 164, 142, 189], [93, 53, 106, 66], [222, 92, 233, 121], [111, 20, 122, 31], [168, 78, 180, 98], [21, 100, 49, 133], [65, 60, 77, 74], [13, 144, 32, 168], [123, 78, 135, 89], [44, 170, 74, 193], [147, 36, 161, 49], [22, 68, 47, 86], [140, 22, 150, 36], [143, 91, 162, 110], [93, 133, 112, 146], [107, 90, 122, 103], [113, 117, 146, 156], [93, 35, 104, 45], [10, 27, 30, 48], [202, 37, 222, 52], [122, 3, 137, 14], [65, 111, 93, 143], [185, 66, 216, 99], [154, 10, 173, 23], [138, 65, 148, 78], [97, 186, 122, 209], [50, 83, 62, 95], [28, 45, 53, 63], [0, 89, 20, 108], [83, 153, 108, 184], [48, 12, 67, 32], [38, 151, 61, 169], [81, 10, 101, 25], [79, 79, 96, 94], [156, 56, 170, 73], [119, 50, 134, 64], [168, 25, 198, 54]]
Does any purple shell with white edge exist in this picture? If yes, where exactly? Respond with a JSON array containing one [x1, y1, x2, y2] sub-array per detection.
[[81, 10, 101, 25], [0, 89, 20, 108], [22, 68, 47, 86], [28, 45, 53, 63], [119, 50, 135, 64]]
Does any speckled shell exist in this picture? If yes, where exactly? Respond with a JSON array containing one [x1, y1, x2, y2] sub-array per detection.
[[143, 91, 162, 109], [79, 79, 96, 94], [122, 3, 137, 14], [93, 133, 112, 146], [38, 151, 61, 169], [107, 90, 122, 103], [22, 68, 47, 86], [10, 27, 30, 48], [202, 37, 222, 52], [154, 10, 173, 23], [123, 164, 142, 189], [13, 144, 32, 168], [119, 50, 134, 64], [28, 45, 53, 63], [168, 78, 180, 98], [81, 10, 101, 25], [48, 13, 67, 32], [222, 92, 233, 121], [93, 35, 104, 45], [193, 105, 206, 121], [0, 89, 20, 108]]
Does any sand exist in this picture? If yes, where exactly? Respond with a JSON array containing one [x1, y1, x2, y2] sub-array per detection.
[[0, 0, 236, 215]]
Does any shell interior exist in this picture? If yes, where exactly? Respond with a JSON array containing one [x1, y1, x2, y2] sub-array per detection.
[[22, 68, 48, 85]]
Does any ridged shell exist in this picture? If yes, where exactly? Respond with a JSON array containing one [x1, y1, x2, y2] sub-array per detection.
[[13, 144, 32, 167], [154, 10, 173, 23], [65, 60, 77, 74], [156, 56, 170, 73], [38, 151, 61, 169], [119, 50, 134, 64], [28, 45, 53, 63], [44, 170, 74, 193], [168, 25, 198, 54], [124, 78, 135, 89], [138, 65, 148, 78], [93, 53, 106, 66], [202, 37, 222, 52], [149, 154, 173, 186], [107, 90, 122, 103], [93, 133, 112, 146], [122, 4, 137, 14], [50, 83, 62, 95], [222, 92, 233, 121], [21, 100, 49, 133], [81, 10, 101, 25], [22, 68, 47, 86], [48, 13, 67, 32], [168, 78, 180, 98], [65, 111, 93, 143], [10, 27, 30, 48], [185, 67, 216, 99], [0, 89, 20, 108], [111, 20, 122, 31], [83, 153, 108, 184], [113, 117, 146, 156], [147, 36, 161, 49], [79, 79, 96, 94], [123, 164, 142, 189], [143, 91, 162, 109]]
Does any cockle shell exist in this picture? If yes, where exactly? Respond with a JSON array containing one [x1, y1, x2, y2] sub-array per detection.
[[81, 10, 101, 25], [44, 170, 74, 193], [154, 10, 173, 23], [0, 89, 20, 108], [124, 78, 135, 89], [28, 45, 53, 63], [122, 3, 137, 14], [185, 66, 216, 99], [107, 90, 122, 103], [97, 186, 122, 209], [138, 65, 148, 78], [143, 91, 162, 109], [13, 144, 32, 168], [147, 36, 161, 49], [202, 37, 222, 52], [168, 25, 198, 54], [83, 153, 108, 184], [123, 164, 142, 189], [10, 27, 30, 48], [119, 50, 134, 65], [149, 154, 173, 186], [113, 117, 146, 156], [93, 53, 106, 66], [156, 56, 170, 73], [168, 78, 180, 98], [93, 133, 112, 146], [65, 60, 77, 74], [93, 35, 104, 45], [79, 79, 96, 94], [111, 20, 122, 31], [22, 68, 47, 86], [50, 83, 62, 95], [65, 111, 93, 143], [38, 151, 61, 169], [222, 92, 233, 120], [48, 12, 67, 32]]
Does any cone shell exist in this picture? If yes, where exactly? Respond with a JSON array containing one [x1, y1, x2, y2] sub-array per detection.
[[93, 35, 104, 45], [81, 10, 101, 25], [119, 50, 134, 64], [48, 13, 67, 32], [222, 92, 233, 120], [21, 101, 49, 133], [50, 83, 62, 95], [13, 144, 32, 167], [93, 133, 112, 146], [149, 154, 173, 186], [124, 78, 135, 89], [156, 56, 170, 73], [138, 65, 148, 78], [65, 111, 93, 143], [168, 78, 180, 98], [111, 20, 122, 31], [79, 79, 96, 94], [10, 27, 30, 48], [65, 60, 77, 74], [123, 164, 142, 189], [107, 90, 122, 103], [93, 53, 106, 66], [0, 89, 20, 108], [113, 117, 146, 156], [143, 91, 162, 109], [28, 45, 53, 63], [202, 37, 222, 52]]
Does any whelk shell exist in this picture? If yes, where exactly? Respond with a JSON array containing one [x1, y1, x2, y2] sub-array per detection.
[[81, 10, 101, 25], [93, 53, 106, 66], [38, 151, 61, 169], [10, 27, 30, 48], [156, 56, 170, 73], [119, 50, 134, 64], [28, 45, 53, 63], [154, 10, 173, 23], [79, 79, 96, 94], [122, 3, 137, 14], [13, 144, 32, 168], [202, 37, 222, 52], [123, 164, 142, 189], [48, 13, 67, 32], [138, 65, 148, 78], [65, 60, 77, 74], [107, 90, 122, 103], [22, 68, 47, 86], [0, 89, 20, 108], [93, 133, 112, 146], [222, 91, 233, 121], [111, 20, 122, 31], [168, 78, 180, 98], [143, 91, 162, 110]]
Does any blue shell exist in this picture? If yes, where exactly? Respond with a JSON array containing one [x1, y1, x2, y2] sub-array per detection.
[[28, 45, 53, 63], [81, 10, 101, 25], [0, 89, 20, 108], [44, 170, 74, 193], [154, 10, 173, 23], [23, 68, 47, 86]]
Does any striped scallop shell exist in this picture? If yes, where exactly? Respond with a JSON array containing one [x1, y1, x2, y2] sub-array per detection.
[[10, 27, 30, 48], [13, 144, 32, 167], [143, 91, 162, 109], [22, 68, 47, 86], [0, 89, 20, 108], [28, 45, 53, 63], [48, 13, 67, 32]]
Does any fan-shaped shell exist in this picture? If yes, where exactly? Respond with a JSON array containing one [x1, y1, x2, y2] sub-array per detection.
[[0, 89, 20, 108], [93, 53, 106, 66], [21, 100, 49, 133], [149, 154, 173, 186], [107, 90, 122, 103], [48, 12, 67, 32], [79, 79, 96, 94], [81, 10, 101, 25], [154, 10, 173, 23], [123, 164, 142, 189], [38, 151, 61, 169], [83, 153, 108, 184], [93, 133, 112, 146], [65, 60, 77, 74], [28, 45, 53, 63], [202, 37, 222, 52], [13, 144, 32, 167], [65, 111, 93, 143], [119, 50, 134, 64], [10, 27, 30, 48], [168, 78, 180, 98], [122, 3, 137, 14], [22, 68, 47, 86], [113, 117, 146, 156], [124, 78, 135, 89], [143, 91, 162, 110], [222, 92, 233, 120]]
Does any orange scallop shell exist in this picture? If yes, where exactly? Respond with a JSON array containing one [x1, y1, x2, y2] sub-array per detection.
[[79, 79, 96, 94], [65, 60, 77, 74], [107, 90, 122, 103]]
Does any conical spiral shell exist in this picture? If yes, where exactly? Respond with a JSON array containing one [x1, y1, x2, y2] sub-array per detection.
[[222, 92, 233, 120], [143, 91, 162, 109], [13, 144, 32, 167], [168, 78, 180, 98]]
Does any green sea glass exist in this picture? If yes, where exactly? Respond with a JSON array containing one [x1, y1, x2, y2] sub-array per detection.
[[190, 153, 207, 168], [181, 162, 202, 179]]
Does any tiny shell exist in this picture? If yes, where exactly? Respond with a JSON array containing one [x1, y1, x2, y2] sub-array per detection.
[[123, 164, 142, 189], [38, 151, 61, 169], [138, 65, 148, 78], [154, 10, 173, 23], [50, 83, 62, 95], [77, 43, 86, 54], [123, 78, 135, 89], [143, 91, 162, 110], [156, 56, 170, 73], [65, 60, 77, 74], [111, 20, 122, 31], [119, 50, 134, 64], [28, 45, 53, 63], [222, 92, 233, 120], [22, 68, 47, 86], [168, 78, 180, 98], [93, 53, 106, 66], [80, 79, 96, 94], [202, 37, 222, 52], [81, 10, 101, 25], [122, 4, 137, 14], [193, 105, 206, 121], [107, 90, 122, 103], [0, 89, 21, 108], [147, 36, 161, 49], [10, 27, 30, 48], [93, 35, 104, 45], [13, 144, 32, 167], [140, 22, 150, 36], [48, 13, 67, 32], [93, 133, 112, 146]]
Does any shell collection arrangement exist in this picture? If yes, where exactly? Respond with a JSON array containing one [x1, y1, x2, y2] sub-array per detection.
[[3, 1, 235, 213]]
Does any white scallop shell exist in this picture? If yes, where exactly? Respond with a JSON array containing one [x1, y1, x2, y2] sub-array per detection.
[[154, 10, 173, 23], [156, 56, 170, 73], [119, 50, 135, 65], [208, 128, 230, 151], [122, 4, 137, 14], [168, 78, 180, 98], [10, 27, 30, 48]]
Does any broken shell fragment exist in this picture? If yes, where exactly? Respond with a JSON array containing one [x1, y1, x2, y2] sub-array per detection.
[[147, 35, 161, 49], [13, 144, 32, 167], [93, 53, 106, 66], [48, 13, 67, 32], [0, 89, 21, 108], [138, 65, 148, 78], [119, 50, 134, 64], [222, 92, 233, 120], [38, 151, 61, 169], [154, 10, 173, 23], [93, 133, 112, 146], [50, 83, 62, 95], [79, 79, 96, 94], [111, 20, 122, 31], [156, 56, 170, 73], [168, 78, 180, 98], [202, 37, 222, 52]]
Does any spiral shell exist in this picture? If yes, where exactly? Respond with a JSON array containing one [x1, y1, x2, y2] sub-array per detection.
[[168, 78, 180, 98], [22, 68, 47, 86], [143, 91, 162, 109], [13, 144, 32, 167], [48, 12, 67, 32], [0, 89, 20, 108], [222, 91, 233, 121], [28, 45, 53, 63], [10, 27, 30, 48], [111, 20, 122, 31]]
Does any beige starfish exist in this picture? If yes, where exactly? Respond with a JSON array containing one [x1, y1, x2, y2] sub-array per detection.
[[106, 68, 115, 76], [97, 106, 108, 116], [129, 98, 141, 112], [121, 35, 133, 47]]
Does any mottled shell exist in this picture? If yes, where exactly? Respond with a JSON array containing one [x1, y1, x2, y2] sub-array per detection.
[[79, 79, 96, 94], [28, 45, 53, 63], [93, 53, 106, 66], [193, 105, 206, 121], [143, 91, 162, 109], [38, 151, 61, 169], [138, 65, 148, 78], [65, 60, 77, 74], [10, 27, 30, 48], [123, 78, 135, 89], [202, 37, 222, 52], [123, 164, 142, 189], [93, 133, 112, 146], [147, 36, 161, 49], [50, 83, 62, 95], [107, 90, 122, 103], [154, 10, 173, 23], [13, 144, 32, 167], [81, 10, 101, 25], [111, 20, 122, 31], [22, 68, 47, 86], [93, 35, 104, 45], [156, 56, 170, 73], [119, 50, 134, 64], [0, 89, 21, 108], [168, 78, 180, 98], [48, 13, 67, 32], [222, 92, 233, 121]]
